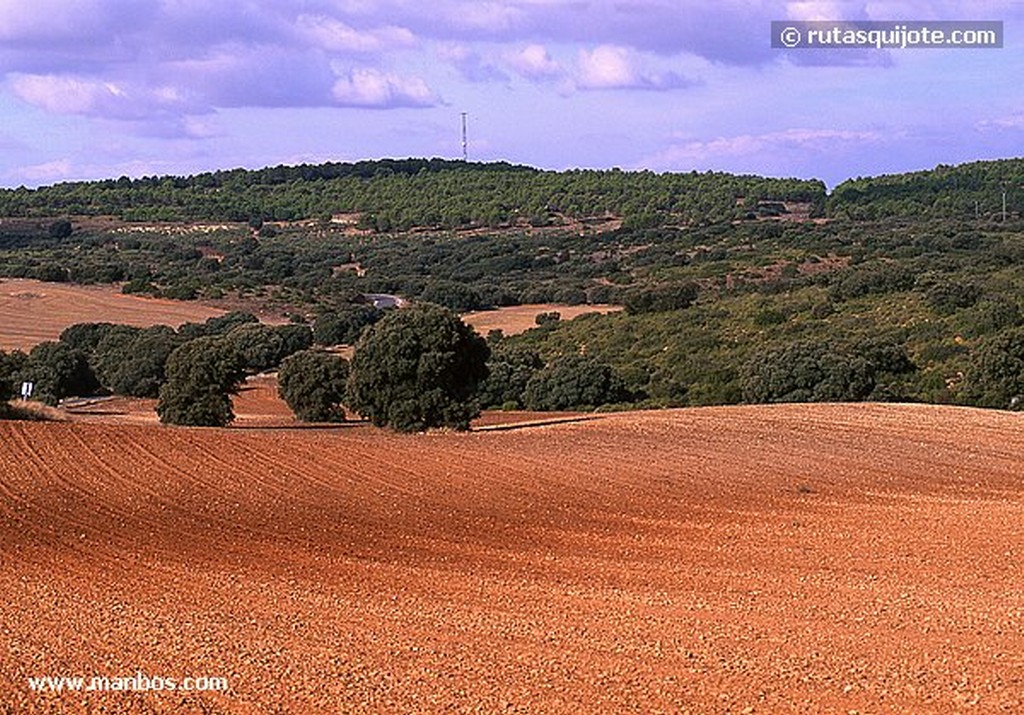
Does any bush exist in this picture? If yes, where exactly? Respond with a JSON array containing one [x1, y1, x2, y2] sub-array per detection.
[[624, 282, 698, 315], [962, 327, 1024, 409], [313, 306, 382, 346], [346, 303, 489, 432], [101, 327, 181, 397], [224, 323, 287, 373], [923, 280, 982, 315], [741, 340, 876, 404], [828, 262, 916, 301], [419, 281, 486, 312], [522, 355, 630, 410], [156, 337, 246, 426], [22, 342, 100, 404], [277, 350, 349, 422], [476, 347, 544, 409]]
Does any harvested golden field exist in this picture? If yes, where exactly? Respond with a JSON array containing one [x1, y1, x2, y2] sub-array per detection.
[[462, 303, 622, 336], [0, 279, 226, 351], [2, 403, 1024, 713]]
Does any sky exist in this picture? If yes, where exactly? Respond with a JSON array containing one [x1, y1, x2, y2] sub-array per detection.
[[0, 0, 1021, 188]]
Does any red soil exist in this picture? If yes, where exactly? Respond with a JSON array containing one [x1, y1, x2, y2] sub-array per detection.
[[2, 403, 1024, 713]]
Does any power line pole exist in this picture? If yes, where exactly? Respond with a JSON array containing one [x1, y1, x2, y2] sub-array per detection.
[[461, 112, 468, 162]]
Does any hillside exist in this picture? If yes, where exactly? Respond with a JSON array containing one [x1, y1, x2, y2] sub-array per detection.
[[2, 404, 1024, 712], [3, 157, 1024, 414], [830, 157, 1024, 220], [0, 158, 825, 226]]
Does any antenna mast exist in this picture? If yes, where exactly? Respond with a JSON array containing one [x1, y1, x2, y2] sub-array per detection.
[[461, 112, 468, 162]]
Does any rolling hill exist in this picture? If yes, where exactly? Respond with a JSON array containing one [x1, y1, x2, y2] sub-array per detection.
[[2, 403, 1023, 712]]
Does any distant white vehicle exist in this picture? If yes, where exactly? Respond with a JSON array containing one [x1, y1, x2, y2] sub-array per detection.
[[363, 293, 405, 310]]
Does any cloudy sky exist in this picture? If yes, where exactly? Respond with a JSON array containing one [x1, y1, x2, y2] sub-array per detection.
[[0, 0, 1021, 188]]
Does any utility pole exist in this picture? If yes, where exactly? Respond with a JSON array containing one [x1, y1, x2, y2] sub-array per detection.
[[1002, 185, 1008, 222], [461, 112, 468, 162]]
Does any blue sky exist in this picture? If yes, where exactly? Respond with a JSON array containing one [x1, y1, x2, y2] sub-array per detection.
[[0, 0, 1021, 188]]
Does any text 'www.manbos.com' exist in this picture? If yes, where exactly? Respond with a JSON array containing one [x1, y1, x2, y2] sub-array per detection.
[[772, 21, 1003, 50]]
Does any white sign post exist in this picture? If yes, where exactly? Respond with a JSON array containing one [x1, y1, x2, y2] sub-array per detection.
[[20, 381, 33, 400]]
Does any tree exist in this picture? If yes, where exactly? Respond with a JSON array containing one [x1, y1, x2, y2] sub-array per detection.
[[101, 327, 181, 397], [624, 282, 699, 315], [419, 280, 485, 312], [156, 337, 246, 426], [476, 346, 544, 409], [277, 350, 349, 422], [741, 340, 876, 404], [22, 341, 100, 404], [522, 355, 630, 410], [313, 306, 382, 346], [346, 303, 489, 432], [962, 327, 1024, 409], [224, 323, 286, 373], [272, 324, 314, 358], [48, 219, 73, 240], [0, 352, 14, 408]]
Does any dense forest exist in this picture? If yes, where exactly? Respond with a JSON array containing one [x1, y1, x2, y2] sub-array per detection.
[[0, 158, 825, 227], [830, 158, 1024, 220], [2, 157, 1024, 414]]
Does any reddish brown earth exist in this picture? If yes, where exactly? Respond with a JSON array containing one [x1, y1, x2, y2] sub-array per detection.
[[2, 403, 1024, 713], [0, 279, 227, 351]]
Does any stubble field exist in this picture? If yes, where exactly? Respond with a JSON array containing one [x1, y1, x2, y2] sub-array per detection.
[[0, 279, 227, 351], [2, 403, 1024, 713]]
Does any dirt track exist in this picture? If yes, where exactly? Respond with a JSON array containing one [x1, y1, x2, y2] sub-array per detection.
[[2, 403, 1024, 713]]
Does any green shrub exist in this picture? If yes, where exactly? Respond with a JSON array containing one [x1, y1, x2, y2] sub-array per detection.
[[741, 340, 876, 404], [156, 337, 246, 426], [278, 350, 349, 422], [962, 327, 1024, 409], [346, 304, 489, 432], [523, 354, 630, 410]]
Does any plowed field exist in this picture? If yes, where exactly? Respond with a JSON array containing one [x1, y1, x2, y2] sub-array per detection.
[[0, 279, 226, 351], [2, 403, 1024, 713]]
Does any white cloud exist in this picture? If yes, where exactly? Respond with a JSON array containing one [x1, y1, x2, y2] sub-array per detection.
[[295, 14, 415, 54], [576, 45, 691, 91], [577, 45, 636, 89], [8, 73, 181, 119], [0, 0, 154, 42], [10, 158, 74, 183], [786, 1, 855, 21], [436, 43, 509, 82], [449, 2, 524, 33], [645, 128, 885, 169], [976, 114, 1024, 132], [507, 44, 563, 79], [331, 68, 438, 108]]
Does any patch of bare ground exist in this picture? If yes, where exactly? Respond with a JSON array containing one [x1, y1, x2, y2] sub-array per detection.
[[3, 403, 1024, 712], [0, 279, 228, 351], [462, 303, 623, 337]]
